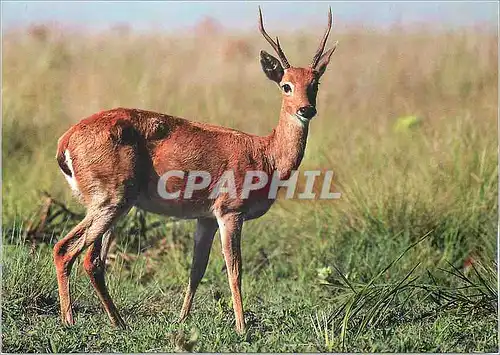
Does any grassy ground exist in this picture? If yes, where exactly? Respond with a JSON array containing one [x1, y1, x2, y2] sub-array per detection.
[[2, 22, 498, 352]]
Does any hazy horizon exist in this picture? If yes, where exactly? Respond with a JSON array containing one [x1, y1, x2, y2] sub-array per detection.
[[2, 1, 498, 33]]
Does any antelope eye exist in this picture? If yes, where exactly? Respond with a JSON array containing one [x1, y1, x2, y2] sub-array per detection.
[[282, 84, 292, 94]]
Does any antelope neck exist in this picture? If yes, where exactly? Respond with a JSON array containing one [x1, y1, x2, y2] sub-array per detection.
[[263, 106, 309, 179]]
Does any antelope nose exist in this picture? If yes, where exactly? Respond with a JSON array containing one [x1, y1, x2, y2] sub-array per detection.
[[297, 106, 317, 119]]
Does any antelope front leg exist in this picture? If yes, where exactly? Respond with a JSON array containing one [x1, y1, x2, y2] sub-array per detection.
[[179, 218, 218, 321], [217, 213, 245, 334]]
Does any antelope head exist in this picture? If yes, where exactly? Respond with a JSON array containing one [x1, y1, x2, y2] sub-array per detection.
[[258, 6, 337, 124]]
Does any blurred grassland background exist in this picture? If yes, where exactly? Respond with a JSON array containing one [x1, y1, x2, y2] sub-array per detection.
[[2, 16, 499, 353]]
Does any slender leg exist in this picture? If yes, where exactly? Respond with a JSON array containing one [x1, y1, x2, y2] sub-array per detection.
[[53, 205, 127, 326], [216, 213, 245, 334], [83, 230, 126, 328], [179, 218, 218, 321]]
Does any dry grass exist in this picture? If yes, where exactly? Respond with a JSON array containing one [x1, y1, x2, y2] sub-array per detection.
[[3, 23, 497, 224]]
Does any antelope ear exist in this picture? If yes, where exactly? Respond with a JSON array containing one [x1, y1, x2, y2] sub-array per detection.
[[314, 43, 337, 77], [260, 50, 284, 83]]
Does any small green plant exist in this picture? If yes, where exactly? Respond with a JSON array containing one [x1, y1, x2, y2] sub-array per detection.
[[393, 115, 421, 133]]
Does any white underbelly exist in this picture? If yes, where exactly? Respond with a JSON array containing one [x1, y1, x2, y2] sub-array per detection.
[[134, 193, 212, 219], [243, 199, 275, 220], [135, 192, 275, 221]]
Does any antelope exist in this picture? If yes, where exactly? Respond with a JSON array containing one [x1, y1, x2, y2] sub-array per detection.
[[53, 7, 337, 334]]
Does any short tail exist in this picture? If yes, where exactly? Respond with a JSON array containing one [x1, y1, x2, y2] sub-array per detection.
[[56, 133, 73, 177]]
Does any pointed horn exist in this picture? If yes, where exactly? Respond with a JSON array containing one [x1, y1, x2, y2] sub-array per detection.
[[258, 6, 290, 69], [310, 7, 333, 68]]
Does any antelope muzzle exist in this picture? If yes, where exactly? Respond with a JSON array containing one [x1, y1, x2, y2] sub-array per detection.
[[297, 105, 317, 120]]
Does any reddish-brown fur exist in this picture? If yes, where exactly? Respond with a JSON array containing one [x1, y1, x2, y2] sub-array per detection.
[[53, 8, 336, 334]]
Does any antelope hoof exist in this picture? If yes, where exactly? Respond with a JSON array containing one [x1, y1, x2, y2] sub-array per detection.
[[178, 312, 189, 323], [113, 319, 128, 330], [235, 322, 246, 335], [109, 312, 127, 329], [62, 311, 75, 327]]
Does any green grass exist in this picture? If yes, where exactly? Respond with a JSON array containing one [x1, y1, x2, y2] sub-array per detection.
[[2, 23, 498, 352], [2, 205, 497, 352]]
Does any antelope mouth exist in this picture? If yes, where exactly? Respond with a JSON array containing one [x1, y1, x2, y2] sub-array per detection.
[[294, 113, 314, 124]]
